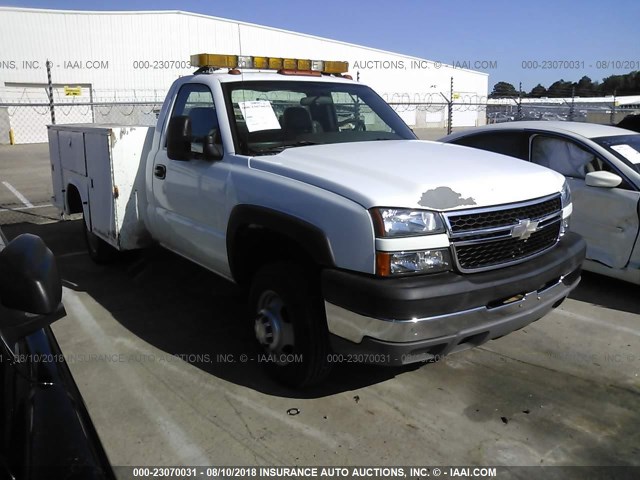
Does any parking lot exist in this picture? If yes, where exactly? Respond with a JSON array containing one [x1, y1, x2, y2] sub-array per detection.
[[1, 143, 639, 473], [0, 143, 58, 225]]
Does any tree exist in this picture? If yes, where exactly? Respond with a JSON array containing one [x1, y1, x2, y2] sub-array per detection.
[[575, 76, 597, 97], [529, 84, 547, 98], [489, 81, 518, 98], [599, 71, 640, 95], [547, 80, 574, 98]]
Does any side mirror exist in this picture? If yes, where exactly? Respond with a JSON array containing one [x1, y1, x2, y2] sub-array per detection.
[[203, 134, 223, 161], [0, 234, 62, 315], [585, 171, 622, 188], [167, 115, 192, 161]]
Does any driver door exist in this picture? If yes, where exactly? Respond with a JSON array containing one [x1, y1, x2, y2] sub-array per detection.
[[530, 134, 640, 269], [151, 82, 230, 274]]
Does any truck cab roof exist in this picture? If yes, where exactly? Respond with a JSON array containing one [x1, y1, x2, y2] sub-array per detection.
[[184, 70, 356, 85]]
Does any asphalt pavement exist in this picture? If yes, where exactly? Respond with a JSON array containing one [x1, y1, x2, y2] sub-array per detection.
[[0, 143, 59, 224], [1, 219, 638, 473]]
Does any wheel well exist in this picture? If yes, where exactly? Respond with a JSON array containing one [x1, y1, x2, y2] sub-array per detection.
[[231, 226, 318, 288], [66, 184, 83, 214]]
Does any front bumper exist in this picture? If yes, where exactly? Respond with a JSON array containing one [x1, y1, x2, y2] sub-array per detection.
[[322, 232, 586, 365]]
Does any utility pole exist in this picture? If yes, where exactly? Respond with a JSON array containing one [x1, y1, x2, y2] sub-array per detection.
[[569, 86, 575, 121], [610, 89, 617, 125], [46, 59, 55, 125], [439, 77, 454, 135], [517, 82, 523, 120], [447, 77, 453, 135]]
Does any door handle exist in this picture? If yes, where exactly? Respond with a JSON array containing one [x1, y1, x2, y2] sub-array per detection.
[[154, 164, 166, 179]]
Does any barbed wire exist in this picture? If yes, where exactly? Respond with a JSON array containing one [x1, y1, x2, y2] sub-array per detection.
[[1, 85, 636, 145]]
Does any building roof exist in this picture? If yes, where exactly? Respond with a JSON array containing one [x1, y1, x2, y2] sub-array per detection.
[[0, 7, 487, 77]]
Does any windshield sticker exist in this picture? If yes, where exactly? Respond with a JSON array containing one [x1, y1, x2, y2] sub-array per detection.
[[611, 144, 640, 164], [238, 100, 281, 132]]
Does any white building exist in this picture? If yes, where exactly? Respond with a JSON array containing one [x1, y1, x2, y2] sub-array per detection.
[[0, 7, 488, 143]]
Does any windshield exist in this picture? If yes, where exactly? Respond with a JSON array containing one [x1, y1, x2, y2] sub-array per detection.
[[221, 80, 416, 155], [593, 134, 640, 174]]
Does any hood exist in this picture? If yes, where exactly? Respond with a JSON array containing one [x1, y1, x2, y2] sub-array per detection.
[[249, 140, 565, 211]]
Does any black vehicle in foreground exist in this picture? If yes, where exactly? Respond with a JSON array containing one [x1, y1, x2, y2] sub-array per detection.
[[0, 231, 114, 479]]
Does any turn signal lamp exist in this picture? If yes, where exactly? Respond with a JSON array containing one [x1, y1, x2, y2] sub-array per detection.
[[190, 54, 237, 69]]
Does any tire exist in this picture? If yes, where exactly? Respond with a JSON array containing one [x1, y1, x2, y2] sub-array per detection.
[[83, 216, 118, 264], [249, 262, 332, 388]]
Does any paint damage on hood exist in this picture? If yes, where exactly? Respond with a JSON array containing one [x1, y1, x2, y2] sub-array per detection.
[[418, 186, 477, 209]]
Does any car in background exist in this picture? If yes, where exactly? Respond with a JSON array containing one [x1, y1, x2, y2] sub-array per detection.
[[0, 231, 114, 479], [440, 122, 640, 284], [618, 113, 640, 133], [486, 112, 515, 123]]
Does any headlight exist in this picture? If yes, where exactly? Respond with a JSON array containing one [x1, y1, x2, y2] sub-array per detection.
[[559, 180, 571, 237], [560, 180, 571, 209], [371, 208, 445, 237], [376, 249, 452, 276]]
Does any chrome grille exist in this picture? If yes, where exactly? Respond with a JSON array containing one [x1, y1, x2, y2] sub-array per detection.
[[445, 195, 563, 272], [447, 196, 561, 233]]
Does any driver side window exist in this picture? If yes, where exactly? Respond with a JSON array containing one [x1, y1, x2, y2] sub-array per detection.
[[170, 84, 222, 154], [530, 136, 596, 179]]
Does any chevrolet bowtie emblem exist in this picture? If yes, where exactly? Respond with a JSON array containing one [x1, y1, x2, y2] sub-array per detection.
[[511, 219, 539, 240]]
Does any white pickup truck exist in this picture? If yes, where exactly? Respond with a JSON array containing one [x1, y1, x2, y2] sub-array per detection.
[[48, 53, 586, 387]]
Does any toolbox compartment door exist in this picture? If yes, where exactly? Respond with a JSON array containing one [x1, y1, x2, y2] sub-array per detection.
[[57, 130, 87, 176], [85, 132, 117, 245]]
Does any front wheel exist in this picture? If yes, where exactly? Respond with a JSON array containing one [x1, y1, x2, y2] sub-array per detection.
[[83, 216, 118, 264], [249, 262, 332, 388]]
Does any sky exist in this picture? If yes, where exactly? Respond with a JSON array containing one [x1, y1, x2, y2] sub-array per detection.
[[3, 0, 639, 92]]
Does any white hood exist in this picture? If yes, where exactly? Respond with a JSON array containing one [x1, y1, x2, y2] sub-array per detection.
[[249, 140, 565, 211]]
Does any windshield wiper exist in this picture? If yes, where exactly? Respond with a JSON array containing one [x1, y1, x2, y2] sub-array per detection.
[[254, 140, 318, 155]]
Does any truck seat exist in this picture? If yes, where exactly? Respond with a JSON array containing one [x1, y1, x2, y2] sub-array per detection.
[[282, 107, 313, 138]]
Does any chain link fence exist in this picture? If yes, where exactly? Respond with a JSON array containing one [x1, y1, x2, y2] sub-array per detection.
[[388, 101, 488, 135], [385, 98, 639, 139], [485, 98, 639, 126], [0, 100, 162, 145], [386, 98, 638, 133], [2, 82, 639, 145]]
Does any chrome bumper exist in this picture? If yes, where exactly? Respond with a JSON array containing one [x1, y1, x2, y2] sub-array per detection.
[[325, 274, 579, 345]]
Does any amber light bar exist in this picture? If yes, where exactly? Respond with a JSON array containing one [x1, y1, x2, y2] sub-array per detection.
[[190, 53, 349, 74]]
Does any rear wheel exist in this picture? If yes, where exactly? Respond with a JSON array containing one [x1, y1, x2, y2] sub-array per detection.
[[83, 216, 118, 264], [249, 262, 331, 388]]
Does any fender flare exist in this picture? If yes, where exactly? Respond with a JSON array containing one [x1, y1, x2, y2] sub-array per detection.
[[226, 205, 336, 279]]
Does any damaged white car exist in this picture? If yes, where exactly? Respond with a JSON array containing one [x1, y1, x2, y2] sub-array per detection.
[[441, 122, 640, 284]]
